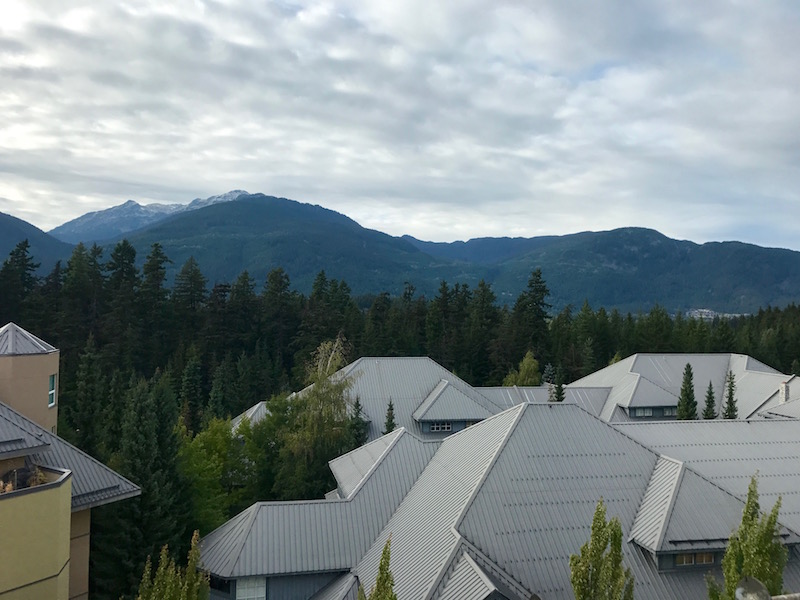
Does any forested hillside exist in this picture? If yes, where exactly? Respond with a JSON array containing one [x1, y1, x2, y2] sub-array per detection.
[[2, 238, 800, 598]]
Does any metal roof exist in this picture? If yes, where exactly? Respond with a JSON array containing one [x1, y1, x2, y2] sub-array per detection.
[[337, 357, 501, 440], [355, 405, 525, 600], [570, 353, 795, 422], [309, 573, 359, 600], [329, 429, 403, 498], [628, 456, 683, 552], [0, 401, 140, 510], [436, 552, 498, 600], [0, 409, 49, 459], [412, 380, 494, 422], [231, 401, 270, 431], [0, 322, 57, 355], [616, 419, 800, 535], [200, 428, 439, 578]]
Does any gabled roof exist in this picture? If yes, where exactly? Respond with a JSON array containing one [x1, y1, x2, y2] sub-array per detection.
[[616, 419, 800, 536], [356, 405, 525, 599], [412, 379, 494, 422], [329, 428, 403, 498], [571, 353, 794, 422], [201, 428, 439, 578], [437, 552, 502, 600], [0, 322, 57, 355], [231, 400, 270, 431], [0, 401, 140, 510]]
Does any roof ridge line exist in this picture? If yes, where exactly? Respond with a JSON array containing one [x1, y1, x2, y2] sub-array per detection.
[[458, 536, 534, 600], [452, 403, 526, 533], [345, 428, 408, 499], [654, 457, 685, 551], [424, 534, 464, 600], [228, 503, 262, 578], [413, 379, 450, 420]]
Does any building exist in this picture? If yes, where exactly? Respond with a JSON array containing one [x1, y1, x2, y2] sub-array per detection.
[[202, 402, 800, 600], [0, 323, 140, 600]]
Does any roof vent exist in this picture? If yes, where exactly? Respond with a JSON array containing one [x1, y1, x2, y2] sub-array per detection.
[[780, 381, 790, 404]]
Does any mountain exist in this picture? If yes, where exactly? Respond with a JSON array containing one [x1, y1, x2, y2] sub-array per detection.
[[0, 211, 73, 272], [118, 193, 456, 295], [48, 190, 248, 244], [8, 192, 800, 312]]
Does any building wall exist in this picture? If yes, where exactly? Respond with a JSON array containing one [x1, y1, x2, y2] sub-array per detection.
[[0, 472, 72, 600], [69, 509, 91, 600], [0, 351, 60, 433], [267, 572, 340, 599]]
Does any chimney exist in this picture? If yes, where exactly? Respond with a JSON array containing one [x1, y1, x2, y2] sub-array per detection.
[[780, 382, 790, 404]]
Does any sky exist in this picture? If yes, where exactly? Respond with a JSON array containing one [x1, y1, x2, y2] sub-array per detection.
[[1, 1, 800, 249]]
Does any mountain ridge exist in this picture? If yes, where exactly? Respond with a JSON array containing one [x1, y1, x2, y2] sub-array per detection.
[[3, 192, 800, 313]]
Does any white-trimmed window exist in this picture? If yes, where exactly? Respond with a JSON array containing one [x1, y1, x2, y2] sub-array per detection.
[[633, 407, 653, 417], [696, 552, 714, 565], [663, 406, 677, 417], [48, 374, 57, 407], [236, 577, 266, 600], [429, 422, 452, 432]]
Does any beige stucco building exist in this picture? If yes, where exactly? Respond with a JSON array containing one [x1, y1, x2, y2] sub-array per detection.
[[0, 323, 140, 600]]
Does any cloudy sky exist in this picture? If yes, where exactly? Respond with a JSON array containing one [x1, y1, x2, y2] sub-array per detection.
[[1, 1, 800, 248]]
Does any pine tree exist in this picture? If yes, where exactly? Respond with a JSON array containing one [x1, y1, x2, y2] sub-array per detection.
[[570, 499, 634, 600], [723, 370, 738, 419], [677, 363, 697, 419], [180, 352, 205, 435], [542, 363, 556, 384], [702, 380, 717, 420], [383, 400, 396, 434], [553, 367, 566, 403], [349, 397, 369, 447], [69, 333, 107, 458], [0, 239, 40, 324], [706, 476, 787, 600]]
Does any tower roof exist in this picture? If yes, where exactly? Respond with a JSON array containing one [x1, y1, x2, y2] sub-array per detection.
[[0, 323, 57, 356]]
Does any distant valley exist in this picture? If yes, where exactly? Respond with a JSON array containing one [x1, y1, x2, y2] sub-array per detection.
[[3, 191, 800, 314]]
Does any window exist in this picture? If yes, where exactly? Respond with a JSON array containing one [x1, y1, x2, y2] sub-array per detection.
[[633, 407, 653, 417], [696, 553, 714, 565], [663, 406, 677, 417], [429, 422, 452, 432], [48, 374, 57, 407], [675, 553, 695, 566], [236, 577, 266, 600]]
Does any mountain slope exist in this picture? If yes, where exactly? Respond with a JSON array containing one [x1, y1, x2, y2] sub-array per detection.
[[119, 194, 457, 294], [0, 212, 73, 271], [49, 190, 248, 244]]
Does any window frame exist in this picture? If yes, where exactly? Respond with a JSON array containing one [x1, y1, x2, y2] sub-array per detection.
[[429, 421, 452, 432], [48, 374, 57, 407], [235, 576, 266, 600]]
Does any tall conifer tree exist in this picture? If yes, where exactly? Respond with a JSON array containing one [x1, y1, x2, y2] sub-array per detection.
[[677, 363, 697, 419]]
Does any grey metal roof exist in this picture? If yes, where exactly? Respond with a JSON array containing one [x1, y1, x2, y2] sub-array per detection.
[[615, 419, 800, 535], [0, 322, 57, 355], [570, 353, 794, 422], [329, 429, 403, 498], [0, 401, 140, 510], [335, 357, 501, 440], [355, 405, 525, 600], [628, 456, 683, 552], [0, 408, 49, 459], [231, 401, 270, 431], [412, 380, 494, 422], [200, 428, 439, 578], [309, 573, 359, 600], [437, 552, 498, 600]]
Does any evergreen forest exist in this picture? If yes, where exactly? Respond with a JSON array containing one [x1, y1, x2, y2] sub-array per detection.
[[2, 238, 800, 599]]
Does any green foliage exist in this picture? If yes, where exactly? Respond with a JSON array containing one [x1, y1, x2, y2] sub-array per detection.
[[706, 475, 787, 599], [135, 530, 209, 600], [677, 363, 697, 420], [570, 499, 634, 600], [722, 370, 738, 419], [349, 398, 370, 447], [702, 381, 717, 420], [503, 350, 541, 386], [383, 400, 396, 434], [359, 538, 397, 600]]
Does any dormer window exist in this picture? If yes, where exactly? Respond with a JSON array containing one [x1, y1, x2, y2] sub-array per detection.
[[430, 422, 452, 432], [663, 407, 677, 417], [633, 407, 653, 417], [675, 552, 714, 567]]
